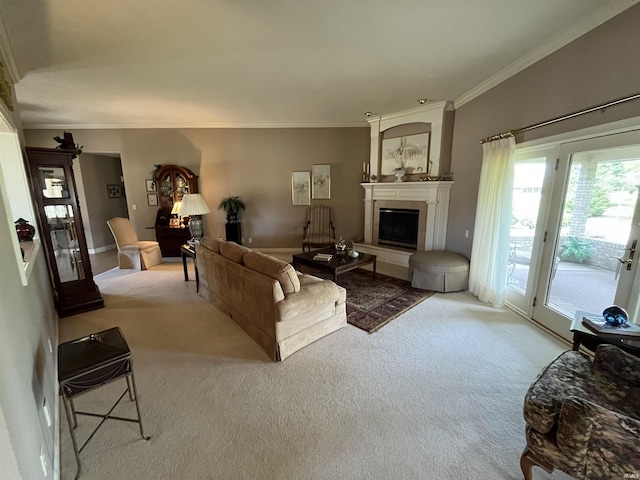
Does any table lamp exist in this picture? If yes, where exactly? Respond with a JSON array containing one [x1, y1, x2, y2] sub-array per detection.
[[171, 200, 183, 227], [179, 194, 210, 241]]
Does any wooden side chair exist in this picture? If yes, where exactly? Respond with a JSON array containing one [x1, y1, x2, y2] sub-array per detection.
[[302, 205, 336, 252]]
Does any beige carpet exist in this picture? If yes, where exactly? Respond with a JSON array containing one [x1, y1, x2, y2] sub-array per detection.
[[58, 262, 573, 480]]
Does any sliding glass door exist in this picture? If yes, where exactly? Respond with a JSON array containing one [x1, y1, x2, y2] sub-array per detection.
[[506, 129, 640, 341]]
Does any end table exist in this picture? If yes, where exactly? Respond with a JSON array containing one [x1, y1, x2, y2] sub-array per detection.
[[181, 243, 199, 292], [58, 327, 149, 479]]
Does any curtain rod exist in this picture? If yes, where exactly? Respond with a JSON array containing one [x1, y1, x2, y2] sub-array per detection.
[[480, 91, 640, 144]]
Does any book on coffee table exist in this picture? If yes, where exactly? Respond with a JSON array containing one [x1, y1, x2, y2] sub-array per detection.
[[582, 315, 640, 337], [313, 253, 333, 261]]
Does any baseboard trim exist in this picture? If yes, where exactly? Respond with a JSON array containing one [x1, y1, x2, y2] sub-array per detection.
[[88, 244, 117, 254]]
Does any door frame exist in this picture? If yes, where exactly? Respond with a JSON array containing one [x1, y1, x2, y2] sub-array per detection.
[[505, 116, 640, 339]]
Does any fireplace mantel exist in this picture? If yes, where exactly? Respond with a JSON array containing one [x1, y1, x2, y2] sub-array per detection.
[[354, 181, 453, 267]]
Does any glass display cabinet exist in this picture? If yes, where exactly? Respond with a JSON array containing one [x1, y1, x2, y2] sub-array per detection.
[[25, 146, 104, 316], [153, 164, 198, 256]]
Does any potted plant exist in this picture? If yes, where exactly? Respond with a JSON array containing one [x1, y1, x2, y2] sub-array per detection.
[[217, 196, 246, 243]]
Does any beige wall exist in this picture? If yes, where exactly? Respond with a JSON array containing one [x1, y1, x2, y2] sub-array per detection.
[[448, 3, 640, 258], [76, 153, 128, 251], [0, 113, 58, 478], [25, 128, 370, 250]]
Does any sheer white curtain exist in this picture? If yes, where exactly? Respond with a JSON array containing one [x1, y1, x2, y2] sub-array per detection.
[[468, 137, 515, 307]]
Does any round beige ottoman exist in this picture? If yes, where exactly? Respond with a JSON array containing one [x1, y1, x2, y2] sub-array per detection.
[[409, 250, 469, 292]]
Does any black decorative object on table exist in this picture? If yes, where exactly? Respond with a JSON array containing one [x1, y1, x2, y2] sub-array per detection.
[[14, 217, 36, 241], [603, 305, 628, 327]]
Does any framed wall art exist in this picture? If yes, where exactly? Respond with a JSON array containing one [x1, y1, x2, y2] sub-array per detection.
[[147, 193, 158, 206], [291, 171, 311, 206], [145, 179, 156, 192], [311, 164, 331, 199], [380, 132, 430, 176], [107, 184, 122, 198]]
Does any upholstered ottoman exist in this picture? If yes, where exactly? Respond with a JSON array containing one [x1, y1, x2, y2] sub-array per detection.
[[408, 250, 469, 292]]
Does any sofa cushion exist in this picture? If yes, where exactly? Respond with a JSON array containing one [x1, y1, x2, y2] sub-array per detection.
[[243, 251, 300, 294], [220, 241, 251, 263], [199, 236, 223, 253]]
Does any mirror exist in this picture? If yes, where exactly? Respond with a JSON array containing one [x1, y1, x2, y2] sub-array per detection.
[[44, 205, 84, 282]]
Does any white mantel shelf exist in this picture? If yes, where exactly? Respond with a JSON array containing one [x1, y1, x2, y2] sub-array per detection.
[[357, 181, 454, 267]]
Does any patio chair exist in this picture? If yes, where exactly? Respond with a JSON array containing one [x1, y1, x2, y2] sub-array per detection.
[[302, 205, 336, 252], [107, 217, 163, 270]]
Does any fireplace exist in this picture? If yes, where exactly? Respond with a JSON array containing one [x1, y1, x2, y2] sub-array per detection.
[[378, 208, 419, 249], [356, 182, 453, 268]]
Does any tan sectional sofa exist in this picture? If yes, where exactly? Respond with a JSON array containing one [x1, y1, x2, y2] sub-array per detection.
[[195, 237, 347, 361]]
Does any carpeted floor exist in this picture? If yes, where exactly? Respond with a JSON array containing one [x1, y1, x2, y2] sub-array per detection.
[[57, 262, 573, 480]]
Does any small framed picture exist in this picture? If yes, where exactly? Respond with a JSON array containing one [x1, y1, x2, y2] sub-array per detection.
[[107, 184, 122, 198], [291, 171, 311, 206], [145, 179, 156, 192], [147, 193, 158, 206], [312, 164, 331, 199], [169, 218, 180, 227]]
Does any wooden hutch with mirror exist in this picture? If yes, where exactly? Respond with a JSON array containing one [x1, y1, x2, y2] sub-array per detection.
[[154, 164, 198, 256]]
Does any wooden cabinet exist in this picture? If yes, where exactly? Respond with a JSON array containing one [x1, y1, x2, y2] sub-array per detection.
[[153, 165, 199, 256], [155, 226, 192, 257], [155, 164, 198, 209], [25, 147, 104, 317]]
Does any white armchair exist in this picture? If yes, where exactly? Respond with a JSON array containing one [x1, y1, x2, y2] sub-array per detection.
[[107, 217, 163, 270]]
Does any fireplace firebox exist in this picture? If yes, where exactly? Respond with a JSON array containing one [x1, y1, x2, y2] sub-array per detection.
[[378, 208, 419, 249]]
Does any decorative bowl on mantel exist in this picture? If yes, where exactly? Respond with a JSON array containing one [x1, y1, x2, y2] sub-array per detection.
[[393, 168, 406, 182]]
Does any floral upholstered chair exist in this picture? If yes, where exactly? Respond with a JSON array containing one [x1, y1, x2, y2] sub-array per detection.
[[521, 344, 640, 480]]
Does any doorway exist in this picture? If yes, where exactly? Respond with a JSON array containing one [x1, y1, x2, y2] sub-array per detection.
[[506, 129, 640, 341]]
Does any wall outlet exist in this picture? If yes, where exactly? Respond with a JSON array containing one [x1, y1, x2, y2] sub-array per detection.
[[47, 338, 52, 354], [248, 237, 252, 244], [465, 230, 469, 238], [132, 204, 137, 210]]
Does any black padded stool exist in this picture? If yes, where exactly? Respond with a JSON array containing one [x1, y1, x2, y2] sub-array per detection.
[[58, 327, 149, 479]]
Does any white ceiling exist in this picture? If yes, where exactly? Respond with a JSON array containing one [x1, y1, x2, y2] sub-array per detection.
[[0, 0, 636, 129]]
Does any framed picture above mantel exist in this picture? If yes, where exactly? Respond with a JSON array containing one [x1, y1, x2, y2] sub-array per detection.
[[380, 132, 430, 178]]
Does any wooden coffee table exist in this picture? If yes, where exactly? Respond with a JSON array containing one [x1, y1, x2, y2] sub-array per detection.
[[292, 248, 376, 284]]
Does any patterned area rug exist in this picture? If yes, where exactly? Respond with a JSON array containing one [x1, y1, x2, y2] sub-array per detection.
[[299, 267, 436, 333]]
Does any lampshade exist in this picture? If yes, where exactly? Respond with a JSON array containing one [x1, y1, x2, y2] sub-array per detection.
[[179, 194, 210, 216], [170, 201, 182, 215]]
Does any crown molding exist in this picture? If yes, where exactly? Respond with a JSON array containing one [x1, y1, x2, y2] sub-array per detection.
[[367, 100, 453, 125], [454, 0, 638, 109], [0, 15, 21, 84], [22, 120, 370, 130]]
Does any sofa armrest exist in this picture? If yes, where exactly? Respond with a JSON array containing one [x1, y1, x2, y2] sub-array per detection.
[[557, 396, 640, 478], [523, 350, 594, 434], [277, 280, 339, 321], [594, 344, 640, 385]]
